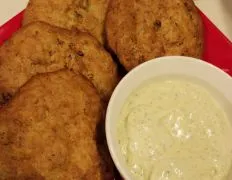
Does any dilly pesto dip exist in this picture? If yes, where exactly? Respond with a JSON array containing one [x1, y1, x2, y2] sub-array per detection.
[[117, 77, 232, 180]]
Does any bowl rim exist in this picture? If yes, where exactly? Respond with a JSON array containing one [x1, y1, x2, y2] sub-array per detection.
[[105, 56, 232, 179]]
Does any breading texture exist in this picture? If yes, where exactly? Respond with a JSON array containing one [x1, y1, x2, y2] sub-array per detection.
[[0, 70, 114, 179], [106, 0, 204, 70], [23, 0, 110, 44], [0, 22, 118, 104]]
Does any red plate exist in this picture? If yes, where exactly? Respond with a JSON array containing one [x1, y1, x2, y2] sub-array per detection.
[[0, 10, 232, 76], [0, 7, 231, 180]]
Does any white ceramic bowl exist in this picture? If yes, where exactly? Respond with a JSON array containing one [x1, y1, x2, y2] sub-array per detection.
[[105, 56, 232, 180]]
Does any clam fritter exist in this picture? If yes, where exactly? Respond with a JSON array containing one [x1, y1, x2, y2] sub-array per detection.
[[0, 22, 118, 104], [106, 0, 204, 70], [23, 0, 110, 44], [0, 70, 114, 179]]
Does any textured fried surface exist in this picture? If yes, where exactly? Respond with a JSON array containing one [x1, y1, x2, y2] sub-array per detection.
[[0, 22, 118, 104], [0, 70, 114, 179], [23, 0, 110, 44], [106, 0, 204, 70]]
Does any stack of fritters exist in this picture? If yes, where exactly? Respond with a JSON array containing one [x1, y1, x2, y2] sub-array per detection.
[[0, 11, 118, 180], [0, 0, 204, 179]]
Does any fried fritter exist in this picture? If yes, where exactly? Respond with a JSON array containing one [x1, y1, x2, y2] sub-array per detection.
[[23, 0, 110, 44], [0, 22, 118, 104], [0, 70, 114, 179], [106, 0, 204, 70]]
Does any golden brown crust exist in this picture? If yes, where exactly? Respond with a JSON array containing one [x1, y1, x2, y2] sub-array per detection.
[[0, 70, 114, 179], [23, 0, 110, 44], [106, 0, 204, 71], [0, 22, 118, 104]]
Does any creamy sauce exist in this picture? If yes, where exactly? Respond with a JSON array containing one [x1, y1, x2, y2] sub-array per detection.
[[117, 78, 232, 180]]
